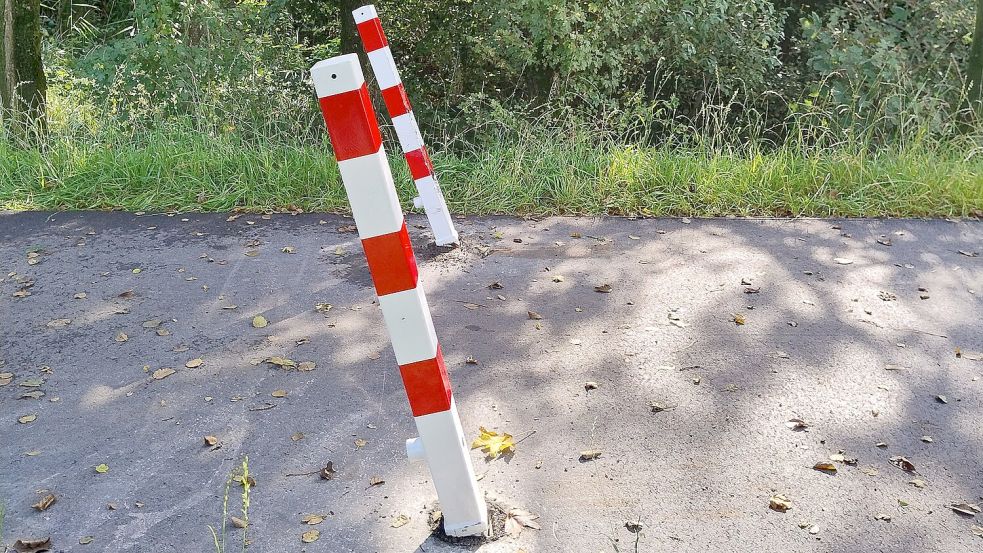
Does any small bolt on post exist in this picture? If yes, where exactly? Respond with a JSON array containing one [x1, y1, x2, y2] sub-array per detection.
[[310, 54, 488, 537], [352, 4, 459, 247]]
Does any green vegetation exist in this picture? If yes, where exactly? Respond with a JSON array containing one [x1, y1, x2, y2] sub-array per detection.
[[1, 1, 982, 216]]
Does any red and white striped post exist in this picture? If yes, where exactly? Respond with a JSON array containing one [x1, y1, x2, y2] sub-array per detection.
[[311, 54, 488, 537], [352, 4, 459, 247]]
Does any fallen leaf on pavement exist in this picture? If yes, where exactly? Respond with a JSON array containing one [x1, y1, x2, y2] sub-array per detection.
[[579, 449, 602, 461], [769, 495, 792, 512], [874, 513, 892, 522], [12, 537, 51, 552], [291, 432, 304, 442], [302, 514, 325, 525], [271, 389, 288, 398], [786, 419, 809, 431], [354, 438, 367, 448], [152, 368, 176, 380], [18, 414, 37, 424], [0, 372, 13, 386], [936, 395, 948, 404], [369, 476, 385, 487], [94, 464, 109, 474], [265, 356, 296, 369], [889, 456, 916, 472], [46, 319, 72, 328], [951, 503, 982, 517], [471, 427, 515, 459], [505, 509, 541, 537], [813, 462, 837, 474], [297, 361, 316, 371], [527, 311, 542, 320], [79, 536, 94, 545], [301, 529, 320, 543], [320, 462, 336, 480], [204, 436, 218, 446], [391, 514, 410, 528], [230, 516, 248, 528], [115, 332, 128, 342], [732, 313, 746, 325], [909, 479, 927, 488], [594, 284, 612, 293], [251, 315, 268, 328], [185, 358, 203, 368], [32, 494, 56, 511]]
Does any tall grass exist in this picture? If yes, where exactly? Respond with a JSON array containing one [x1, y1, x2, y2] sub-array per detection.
[[1, 82, 981, 217]]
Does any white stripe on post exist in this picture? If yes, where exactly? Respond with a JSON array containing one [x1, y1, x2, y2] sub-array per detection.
[[311, 53, 488, 538], [391, 112, 425, 152], [378, 287, 438, 365], [337, 148, 404, 239], [366, 47, 402, 90]]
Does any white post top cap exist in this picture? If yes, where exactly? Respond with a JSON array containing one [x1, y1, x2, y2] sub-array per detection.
[[311, 54, 365, 98], [352, 5, 378, 24]]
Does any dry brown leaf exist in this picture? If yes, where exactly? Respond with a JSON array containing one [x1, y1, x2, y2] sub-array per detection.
[[889, 456, 916, 472], [18, 414, 37, 424], [32, 494, 56, 511], [874, 513, 892, 522], [369, 476, 385, 487], [505, 509, 541, 537], [813, 462, 837, 473], [302, 514, 325, 525], [951, 503, 982, 516], [185, 358, 203, 368], [786, 418, 809, 431], [579, 449, 602, 461], [527, 311, 542, 320], [204, 436, 219, 446], [12, 537, 51, 553], [0, 372, 13, 386], [488, 281, 504, 290], [320, 462, 336, 480], [594, 284, 612, 293], [584, 381, 598, 391], [114, 332, 128, 342], [271, 389, 288, 398], [732, 313, 746, 325], [769, 494, 792, 512], [230, 516, 248, 528], [354, 438, 367, 448]]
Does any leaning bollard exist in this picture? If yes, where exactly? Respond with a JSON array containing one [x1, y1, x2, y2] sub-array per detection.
[[310, 54, 488, 538], [352, 4, 460, 247]]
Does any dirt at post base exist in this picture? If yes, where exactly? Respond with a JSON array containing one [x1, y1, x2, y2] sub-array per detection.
[[428, 500, 511, 545]]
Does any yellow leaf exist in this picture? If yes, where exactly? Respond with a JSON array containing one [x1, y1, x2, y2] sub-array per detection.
[[301, 529, 320, 543], [132, 268, 142, 274], [251, 315, 268, 328], [95, 463, 109, 474], [302, 514, 324, 525], [18, 414, 37, 424], [471, 426, 515, 459], [271, 389, 288, 398], [185, 358, 204, 368]]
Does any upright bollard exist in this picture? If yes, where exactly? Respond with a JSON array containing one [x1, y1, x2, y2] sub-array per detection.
[[352, 4, 460, 247], [310, 54, 488, 537]]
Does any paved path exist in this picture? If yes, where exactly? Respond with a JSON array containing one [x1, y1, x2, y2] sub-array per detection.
[[1, 212, 981, 552]]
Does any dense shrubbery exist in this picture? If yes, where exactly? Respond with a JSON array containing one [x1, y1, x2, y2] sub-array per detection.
[[37, 0, 982, 146]]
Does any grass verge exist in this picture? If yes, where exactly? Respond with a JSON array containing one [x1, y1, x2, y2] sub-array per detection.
[[1, 130, 980, 217]]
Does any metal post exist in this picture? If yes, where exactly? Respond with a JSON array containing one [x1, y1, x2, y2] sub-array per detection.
[[310, 54, 488, 537], [352, 4, 460, 246]]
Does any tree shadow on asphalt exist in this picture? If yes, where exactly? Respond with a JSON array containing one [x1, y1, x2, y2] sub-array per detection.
[[0, 212, 980, 552]]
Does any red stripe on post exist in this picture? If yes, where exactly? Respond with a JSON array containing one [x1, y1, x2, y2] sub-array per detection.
[[361, 221, 418, 296], [404, 147, 433, 180], [356, 18, 388, 52], [398, 346, 452, 417], [317, 85, 382, 161], [381, 84, 412, 118]]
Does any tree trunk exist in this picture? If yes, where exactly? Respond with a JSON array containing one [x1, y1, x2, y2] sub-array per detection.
[[1, 0, 46, 143], [968, 0, 983, 112]]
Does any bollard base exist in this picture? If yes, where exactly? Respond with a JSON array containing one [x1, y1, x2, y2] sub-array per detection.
[[428, 500, 509, 544]]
